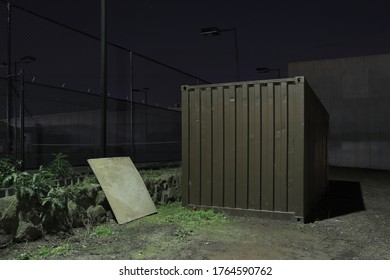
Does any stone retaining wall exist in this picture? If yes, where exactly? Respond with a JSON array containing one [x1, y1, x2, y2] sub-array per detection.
[[0, 172, 182, 247]]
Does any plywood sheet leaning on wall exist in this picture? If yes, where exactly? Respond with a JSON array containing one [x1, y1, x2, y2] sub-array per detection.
[[87, 157, 157, 224]]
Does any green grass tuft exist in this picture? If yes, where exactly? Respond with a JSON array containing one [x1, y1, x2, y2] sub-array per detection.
[[14, 244, 72, 260]]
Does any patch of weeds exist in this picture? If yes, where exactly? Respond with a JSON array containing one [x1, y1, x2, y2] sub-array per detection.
[[175, 227, 193, 240], [82, 174, 98, 184], [14, 252, 34, 260], [94, 225, 113, 236], [49, 244, 72, 255], [294, 222, 306, 230], [126, 202, 227, 240], [139, 168, 180, 180], [14, 244, 72, 260], [162, 203, 226, 228]]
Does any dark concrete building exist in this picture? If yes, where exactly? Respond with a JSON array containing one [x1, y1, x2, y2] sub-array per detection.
[[289, 54, 390, 170]]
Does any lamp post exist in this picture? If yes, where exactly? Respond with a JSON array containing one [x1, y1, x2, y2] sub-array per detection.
[[201, 26, 240, 81], [256, 67, 281, 78]]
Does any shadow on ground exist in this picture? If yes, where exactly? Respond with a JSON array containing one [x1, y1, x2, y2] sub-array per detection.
[[308, 180, 366, 222]]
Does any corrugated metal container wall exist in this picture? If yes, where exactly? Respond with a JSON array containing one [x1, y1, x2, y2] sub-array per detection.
[[181, 77, 329, 222]]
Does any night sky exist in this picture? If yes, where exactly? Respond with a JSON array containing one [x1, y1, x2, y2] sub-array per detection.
[[8, 0, 390, 106]]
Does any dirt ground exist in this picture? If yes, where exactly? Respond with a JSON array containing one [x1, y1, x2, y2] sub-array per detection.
[[1, 166, 389, 260]]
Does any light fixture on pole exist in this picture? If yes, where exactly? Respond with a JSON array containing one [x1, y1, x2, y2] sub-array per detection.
[[256, 67, 281, 78], [17, 56, 36, 65], [201, 26, 240, 81], [1, 55, 36, 76], [133, 87, 150, 105]]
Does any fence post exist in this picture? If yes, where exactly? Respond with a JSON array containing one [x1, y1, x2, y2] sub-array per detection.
[[100, 0, 107, 158], [129, 51, 134, 158], [20, 68, 25, 170], [7, 2, 12, 155]]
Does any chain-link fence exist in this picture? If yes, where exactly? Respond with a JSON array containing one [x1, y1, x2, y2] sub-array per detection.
[[0, 1, 208, 169]]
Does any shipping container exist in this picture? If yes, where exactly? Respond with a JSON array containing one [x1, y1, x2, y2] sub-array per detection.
[[181, 76, 329, 222]]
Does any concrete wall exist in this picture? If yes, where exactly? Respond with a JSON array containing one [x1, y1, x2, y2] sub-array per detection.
[[289, 54, 390, 170]]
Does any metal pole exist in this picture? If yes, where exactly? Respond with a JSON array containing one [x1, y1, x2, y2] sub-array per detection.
[[100, 0, 107, 157], [13, 62, 17, 159], [129, 51, 134, 157], [233, 27, 240, 81], [145, 90, 148, 147], [20, 68, 25, 170], [7, 2, 12, 155]]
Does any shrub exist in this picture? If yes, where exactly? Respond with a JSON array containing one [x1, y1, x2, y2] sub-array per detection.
[[10, 153, 76, 231], [0, 157, 21, 189], [46, 153, 74, 179], [14, 166, 66, 227]]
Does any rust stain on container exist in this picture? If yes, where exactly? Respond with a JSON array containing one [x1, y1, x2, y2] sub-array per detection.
[[181, 77, 329, 222]]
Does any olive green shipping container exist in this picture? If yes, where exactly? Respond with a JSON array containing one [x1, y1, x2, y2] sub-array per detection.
[[181, 76, 329, 222]]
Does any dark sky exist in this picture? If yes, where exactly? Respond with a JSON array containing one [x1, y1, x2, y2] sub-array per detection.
[[8, 0, 390, 106]]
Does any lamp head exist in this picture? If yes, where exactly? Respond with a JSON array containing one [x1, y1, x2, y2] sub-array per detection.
[[18, 56, 36, 64], [256, 67, 270, 73], [201, 27, 221, 36]]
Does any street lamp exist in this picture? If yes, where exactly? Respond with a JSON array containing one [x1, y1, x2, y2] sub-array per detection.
[[256, 67, 281, 78], [132, 87, 151, 147], [0, 55, 36, 76], [133, 87, 150, 105], [17, 56, 36, 65], [201, 26, 240, 81]]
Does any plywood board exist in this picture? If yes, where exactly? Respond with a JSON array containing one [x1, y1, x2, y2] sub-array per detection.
[[87, 157, 157, 224]]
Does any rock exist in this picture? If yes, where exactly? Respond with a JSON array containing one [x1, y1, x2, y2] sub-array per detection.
[[0, 229, 13, 248], [67, 200, 88, 228], [85, 183, 100, 200], [74, 183, 101, 209], [15, 220, 43, 242], [87, 205, 107, 225], [143, 174, 182, 204], [0, 196, 18, 235], [171, 175, 182, 200], [18, 209, 40, 225], [95, 190, 110, 210]]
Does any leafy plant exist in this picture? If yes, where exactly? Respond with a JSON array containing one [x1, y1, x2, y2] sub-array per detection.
[[13, 165, 70, 229], [0, 157, 21, 189], [40, 186, 68, 223], [47, 153, 74, 179], [13, 163, 71, 230]]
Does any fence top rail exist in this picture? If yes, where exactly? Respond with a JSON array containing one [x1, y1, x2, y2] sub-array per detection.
[[1, 0, 210, 84], [0, 76, 181, 113]]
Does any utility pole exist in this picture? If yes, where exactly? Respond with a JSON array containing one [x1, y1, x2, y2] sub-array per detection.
[[100, 0, 107, 157]]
